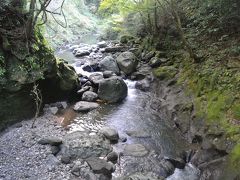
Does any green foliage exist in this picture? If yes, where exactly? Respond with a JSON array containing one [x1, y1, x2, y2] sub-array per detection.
[[153, 65, 178, 80], [230, 144, 240, 166]]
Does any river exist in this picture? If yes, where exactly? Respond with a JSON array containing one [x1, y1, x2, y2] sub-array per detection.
[[55, 42, 200, 179]]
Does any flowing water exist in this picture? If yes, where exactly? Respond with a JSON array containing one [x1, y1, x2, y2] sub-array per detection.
[[56, 44, 200, 179]]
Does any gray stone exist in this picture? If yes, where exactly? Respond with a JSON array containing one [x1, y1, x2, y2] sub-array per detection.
[[116, 52, 138, 75], [61, 156, 71, 164], [130, 72, 146, 80], [101, 127, 119, 142], [135, 79, 151, 92], [51, 146, 61, 156], [103, 71, 116, 78], [77, 86, 91, 94], [99, 56, 120, 74], [75, 50, 91, 57], [98, 76, 128, 103], [61, 131, 112, 160], [123, 144, 148, 157], [149, 57, 168, 68], [89, 73, 104, 85], [82, 91, 98, 102], [97, 41, 108, 48], [61, 102, 68, 109], [38, 137, 62, 146], [73, 101, 99, 112], [49, 107, 59, 115], [159, 159, 175, 177], [142, 51, 155, 62], [107, 151, 118, 163], [86, 157, 115, 175]]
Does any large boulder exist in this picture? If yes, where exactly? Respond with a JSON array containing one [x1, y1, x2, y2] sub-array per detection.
[[61, 131, 112, 161], [98, 76, 128, 103], [116, 52, 138, 75], [99, 56, 120, 74]]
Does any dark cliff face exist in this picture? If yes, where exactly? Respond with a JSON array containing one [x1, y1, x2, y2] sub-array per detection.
[[0, 6, 79, 130]]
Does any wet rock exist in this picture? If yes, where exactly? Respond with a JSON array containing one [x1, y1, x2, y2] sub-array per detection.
[[77, 86, 91, 94], [38, 137, 62, 146], [126, 130, 151, 138], [49, 107, 59, 115], [159, 159, 175, 177], [120, 35, 135, 44], [120, 136, 127, 142], [97, 41, 108, 48], [51, 146, 61, 156], [79, 77, 89, 84], [164, 156, 186, 169], [73, 101, 99, 112], [107, 151, 118, 163], [105, 46, 126, 53], [142, 51, 155, 62], [128, 48, 139, 55], [75, 50, 91, 57], [71, 161, 97, 178], [103, 71, 116, 78], [190, 149, 224, 167], [117, 52, 138, 75], [86, 157, 115, 175], [82, 65, 94, 72], [61, 156, 71, 164], [61, 131, 112, 160], [89, 73, 104, 85], [82, 91, 98, 102], [135, 79, 150, 92], [98, 76, 128, 103], [99, 56, 120, 74], [61, 102, 68, 109], [123, 144, 148, 157], [149, 57, 167, 68], [101, 127, 119, 142], [130, 72, 146, 80]]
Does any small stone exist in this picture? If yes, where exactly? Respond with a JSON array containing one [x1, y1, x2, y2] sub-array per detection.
[[49, 107, 59, 115]]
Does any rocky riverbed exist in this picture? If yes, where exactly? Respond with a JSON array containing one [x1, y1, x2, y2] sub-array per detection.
[[0, 39, 231, 180]]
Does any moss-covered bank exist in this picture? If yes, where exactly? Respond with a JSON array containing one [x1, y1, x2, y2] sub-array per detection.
[[0, 7, 78, 130]]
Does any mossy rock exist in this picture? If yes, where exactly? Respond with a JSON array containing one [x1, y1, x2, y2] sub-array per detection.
[[120, 35, 135, 44], [57, 60, 79, 91], [153, 66, 178, 80]]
